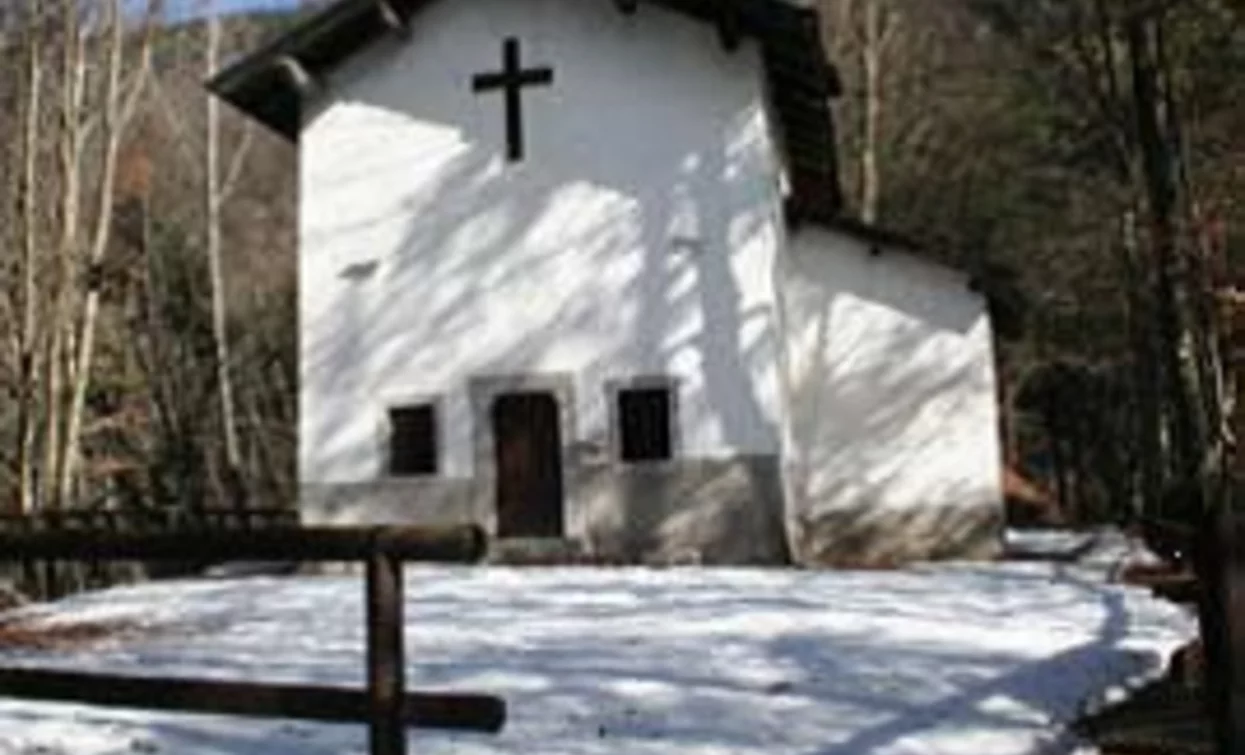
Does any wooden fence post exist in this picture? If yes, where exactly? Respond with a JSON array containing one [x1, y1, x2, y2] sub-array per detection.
[[0, 526, 500, 743], [1224, 510, 1244, 754], [367, 548, 405, 755]]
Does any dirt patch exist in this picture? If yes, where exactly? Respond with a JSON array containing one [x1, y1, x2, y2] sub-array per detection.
[[0, 616, 155, 652], [1074, 640, 1212, 755], [0, 585, 26, 612], [1116, 560, 1200, 604]]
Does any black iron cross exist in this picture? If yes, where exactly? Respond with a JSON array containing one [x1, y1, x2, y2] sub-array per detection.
[[471, 37, 554, 162]]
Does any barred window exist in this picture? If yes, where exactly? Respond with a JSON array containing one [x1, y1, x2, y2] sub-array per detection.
[[617, 387, 673, 462], [388, 404, 438, 476]]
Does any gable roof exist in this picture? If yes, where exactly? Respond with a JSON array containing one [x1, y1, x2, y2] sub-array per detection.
[[206, 0, 844, 217]]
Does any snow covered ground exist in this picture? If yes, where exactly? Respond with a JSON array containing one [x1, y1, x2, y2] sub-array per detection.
[[1002, 527, 1165, 578], [0, 545, 1195, 755], [1003, 528, 1099, 559]]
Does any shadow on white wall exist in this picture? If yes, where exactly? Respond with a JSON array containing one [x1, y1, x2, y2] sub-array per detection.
[[301, 14, 786, 482]]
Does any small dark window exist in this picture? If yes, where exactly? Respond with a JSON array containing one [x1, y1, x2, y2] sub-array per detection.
[[618, 387, 673, 462], [388, 404, 438, 476]]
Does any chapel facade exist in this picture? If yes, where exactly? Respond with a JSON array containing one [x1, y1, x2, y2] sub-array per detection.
[[210, 0, 1004, 565]]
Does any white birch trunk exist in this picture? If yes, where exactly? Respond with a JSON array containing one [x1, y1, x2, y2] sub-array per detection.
[[15, 5, 42, 514], [860, 0, 883, 224], [59, 0, 153, 506], [205, 5, 245, 506], [43, 0, 88, 510]]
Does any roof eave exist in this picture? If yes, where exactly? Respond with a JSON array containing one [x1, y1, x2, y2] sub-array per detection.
[[207, 0, 416, 140]]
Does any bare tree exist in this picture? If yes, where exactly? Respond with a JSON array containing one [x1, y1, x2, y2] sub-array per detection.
[[205, 0, 255, 508], [36, 0, 93, 511], [0, 0, 298, 526], [859, 0, 888, 223], [58, 0, 156, 507], [13, 0, 42, 513], [820, 0, 982, 234]]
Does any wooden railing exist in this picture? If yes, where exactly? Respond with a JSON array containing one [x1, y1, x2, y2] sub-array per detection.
[[0, 505, 299, 532], [0, 507, 299, 600], [0, 524, 506, 755]]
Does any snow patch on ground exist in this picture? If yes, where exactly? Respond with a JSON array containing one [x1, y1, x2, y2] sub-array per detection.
[[0, 558, 1195, 755], [1002, 527, 1167, 579]]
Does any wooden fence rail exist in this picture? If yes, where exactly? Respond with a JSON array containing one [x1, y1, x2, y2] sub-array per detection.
[[0, 669, 505, 730], [0, 507, 302, 601], [0, 524, 505, 755], [0, 524, 484, 562], [0, 506, 299, 532]]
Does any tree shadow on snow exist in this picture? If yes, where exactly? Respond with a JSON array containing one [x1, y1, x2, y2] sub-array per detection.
[[796, 581, 1153, 754]]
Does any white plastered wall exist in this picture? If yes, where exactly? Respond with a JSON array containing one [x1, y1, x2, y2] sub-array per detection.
[[298, 0, 789, 485], [781, 227, 1004, 561]]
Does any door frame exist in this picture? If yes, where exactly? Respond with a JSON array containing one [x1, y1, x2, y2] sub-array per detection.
[[468, 374, 576, 537]]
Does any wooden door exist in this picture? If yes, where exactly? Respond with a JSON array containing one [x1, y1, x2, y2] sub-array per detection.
[[491, 392, 564, 538]]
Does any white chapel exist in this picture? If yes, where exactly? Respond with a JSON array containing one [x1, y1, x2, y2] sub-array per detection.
[[209, 0, 1004, 565]]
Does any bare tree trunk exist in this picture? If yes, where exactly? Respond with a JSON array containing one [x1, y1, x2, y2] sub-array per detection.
[[1069, 396, 1089, 521], [59, 0, 153, 507], [44, 0, 88, 511], [205, 5, 245, 507], [15, 7, 42, 514], [1126, 12, 1201, 502], [1000, 378, 1016, 466], [1048, 418, 1070, 520], [1127, 11, 1232, 748], [860, 0, 883, 223], [832, 0, 854, 56], [1122, 208, 1163, 519], [1160, 15, 1226, 495]]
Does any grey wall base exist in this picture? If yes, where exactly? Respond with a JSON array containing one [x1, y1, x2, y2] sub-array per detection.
[[301, 455, 789, 565], [572, 456, 789, 565], [301, 460, 1001, 567], [790, 500, 1004, 568], [301, 478, 481, 529]]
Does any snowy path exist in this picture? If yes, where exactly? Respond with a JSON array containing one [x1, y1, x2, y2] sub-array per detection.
[[0, 561, 1194, 755]]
